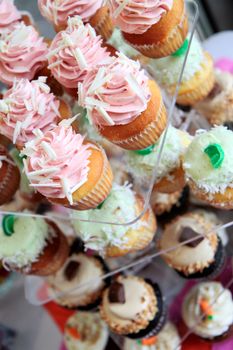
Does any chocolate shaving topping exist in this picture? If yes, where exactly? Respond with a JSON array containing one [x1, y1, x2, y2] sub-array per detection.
[[108, 282, 126, 304], [207, 83, 222, 100], [179, 226, 205, 248], [64, 260, 80, 281]]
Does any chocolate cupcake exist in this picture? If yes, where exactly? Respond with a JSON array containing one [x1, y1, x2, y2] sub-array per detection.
[[100, 275, 166, 339], [158, 213, 225, 279]]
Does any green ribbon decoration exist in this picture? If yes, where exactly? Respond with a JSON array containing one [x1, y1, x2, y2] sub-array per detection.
[[204, 143, 224, 169], [134, 144, 155, 156], [2, 215, 15, 236], [207, 315, 214, 321], [172, 38, 189, 57]]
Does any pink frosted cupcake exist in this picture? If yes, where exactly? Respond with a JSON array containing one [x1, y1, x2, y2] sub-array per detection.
[[0, 78, 71, 149], [22, 122, 113, 210], [0, 0, 21, 33], [79, 53, 167, 150], [0, 22, 48, 86], [38, 0, 113, 39], [48, 16, 111, 95]]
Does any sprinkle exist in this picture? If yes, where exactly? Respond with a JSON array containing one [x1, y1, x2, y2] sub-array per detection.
[[62, 33, 74, 47], [30, 183, 61, 188], [113, 0, 130, 18], [71, 177, 88, 193], [78, 83, 84, 106], [125, 73, 146, 103], [59, 114, 79, 128], [41, 141, 57, 160], [32, 129, 44, 138], [67, 16, 83, 29], [61, 178, 73, 205], [48, 60, 63, 69], [38, 99, 46, 116], [0, 100, 9, 113], [96, 107, 114, 126], [72, 48, 88, 70], [87, 24, 96, 39], [85, 97, 109, 109], [13, 121, 22, 144], [24, 99, 32, 112], [36, 81, 50, 94], [27, 167, 60, 177], [87, 67, 106, 94]]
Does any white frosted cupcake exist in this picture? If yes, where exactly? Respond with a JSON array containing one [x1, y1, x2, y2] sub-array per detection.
[[126, 126, 191, 193], [72, 183, 156, 257], [182, 282, 233, 341], [64, 312, 109, 350], [183, 126, 233, 209], [123, 322, 181, 350]]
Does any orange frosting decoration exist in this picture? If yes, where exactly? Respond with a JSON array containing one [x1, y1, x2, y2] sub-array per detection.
[[200, 298, 214, 317], [141, 336, 158, 345], [67, 327, 81, 340]]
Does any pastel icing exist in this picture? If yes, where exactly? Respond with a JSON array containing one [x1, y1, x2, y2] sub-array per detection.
[[22, 123, 92, 205], [0, 215, 49, 268], [48, 16, 110, 89], [126, 126, 189, 183], [0, 78, 60, 147], [123, 322, 181, 350], [182, 282, 233, 338], [109, 0, 173, 35], [72, 183, 147, 252], [79, 53, 151, 126], [148, 34, 204, 86], [183, 126, 233, 194], [0, 22, 48, 86], [64, 312, 109, 350], [0, 0, 21, 32], [38, 0, 103, 27]]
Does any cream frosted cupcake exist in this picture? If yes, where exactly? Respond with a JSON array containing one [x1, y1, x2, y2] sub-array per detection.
[[47, 16, 111, 92], [148, 35, 215, 106], [126, 126, 191, 193], [0, 215, 69, 275], [158, 213, 225, 279], [0, 77, 71, 149], [182, 282, 233, 341], [123, 322, 181, 350], [47, 252, 108, 309], [72, 183, 156, 257], [0, 22, 48, 86], [195, 70, 233, 125], [79, 53, 167, 150], [64, 312, 109, 350], [183, 126, 233, 209], [100, 275, 166, 338], [22, 122, 113, 210]]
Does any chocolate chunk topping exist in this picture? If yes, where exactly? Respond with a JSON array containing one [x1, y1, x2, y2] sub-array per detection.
[[64, 261, 80, 281], [207, 83, 222, 100], [108, 282, 126, 304], [179, 226, 205, 247]]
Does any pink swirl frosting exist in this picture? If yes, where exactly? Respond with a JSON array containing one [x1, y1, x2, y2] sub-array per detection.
[[0, 0, 21, 32], [0, 78, 60, 147], [0, 22, 48, 86], [109, 0, 173, 34], [38, 0, 103, 27], [22, 125, 92, 204], [79, 53, 151, 126], [48, 17, 111, 89]]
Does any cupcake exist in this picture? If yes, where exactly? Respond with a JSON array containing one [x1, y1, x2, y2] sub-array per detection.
[[72, 183, 156, 257], [195, 70, 233, 125], [0, 215, 69, 276], [38, 0, 113, 39], [148, 35, 215, 106], [0, 0, 21, 33], [47, 251, 108, 310], [183, 126, 233, 209], [47, 16, 111, 94], [150, 189, 183, 216], [182, 282, 233, 341], [123, 321, 181, 350], [109, 0, 188, 58], [0, 77, 71, 149], [158, 213, 225, 279], [64, 312, 109, 350], [0, 22, 48, 86], [126, 126, 190, 192], [0, 145, 20, 206], [22, 122, 113, 210], [100, 275, 166, 338], [79, 53, 167, 150]]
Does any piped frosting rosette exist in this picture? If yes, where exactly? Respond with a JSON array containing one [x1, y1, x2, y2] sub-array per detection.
[[0, 78, 61, 148], [0, 22, 48, 86], [79, 52, 166, 150], [22, 121, 113, 210], [0, 0, 21, 33], [47, 16, 111, 89]]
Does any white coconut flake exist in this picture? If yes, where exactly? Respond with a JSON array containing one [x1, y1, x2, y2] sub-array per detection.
[[48, 60, 63, 69], [85, 97, 109, 109], [27, 167, 60, 177], [87, 67, 106, 94], [61, 178, 73, 205], [71, 177, 88, 193], [78, 83, 84, 106], [125, 73, 146, 103], [41, 141, 57, 160], [0, 100, 9, 113], [59, 114, 79, 128], [13, 121, 22, 144], [30, 183, 60, 188], [72, 48, 88, 70], [96, 107, 114, 126]]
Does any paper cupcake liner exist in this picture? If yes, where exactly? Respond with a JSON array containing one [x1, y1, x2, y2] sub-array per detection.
[[127, 15, 188, 59], [153, 166, 186, 194], [76, 152, 113, 210], [27, 222, 69, 276], [90, 6, 114, 41], [113, 102, 167, 150], [189, 180, 233, 210]]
